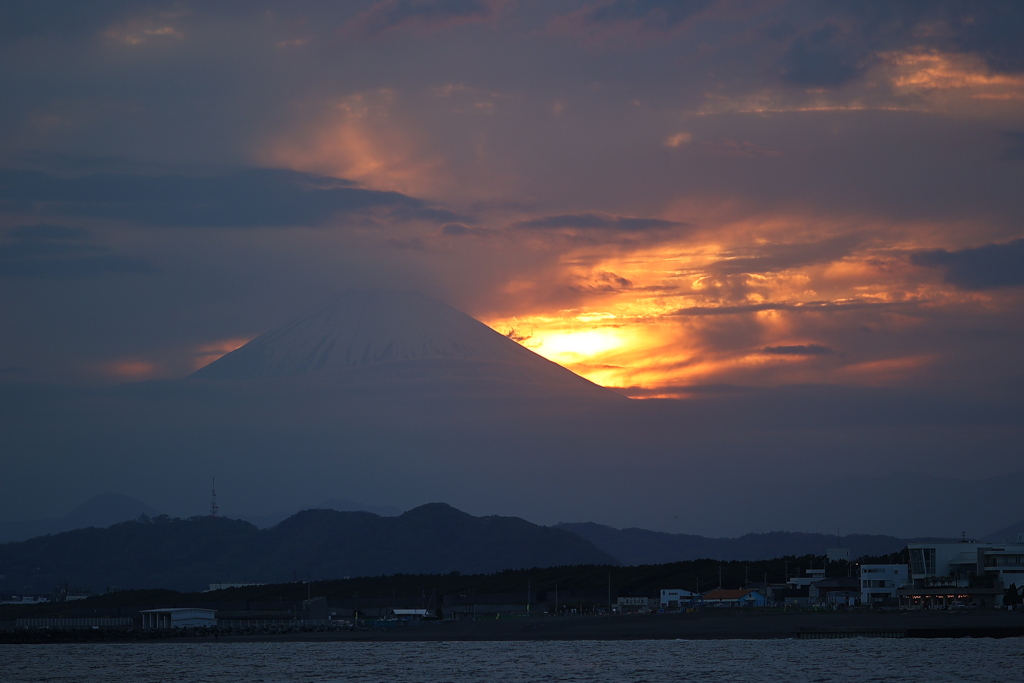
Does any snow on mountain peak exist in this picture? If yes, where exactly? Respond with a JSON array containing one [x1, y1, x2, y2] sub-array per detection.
[[191, 290, 619, 398]]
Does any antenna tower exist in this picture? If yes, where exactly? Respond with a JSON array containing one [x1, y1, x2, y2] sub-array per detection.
[[209, 477, 219, 518]]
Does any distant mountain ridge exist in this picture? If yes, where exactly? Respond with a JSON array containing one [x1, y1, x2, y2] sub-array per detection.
[[237, 499, 404, 529], [984, 520, 1024, 543], [555, 522, 958, 565], [0, 503, 617, 593], [0, 493, 159, 544]]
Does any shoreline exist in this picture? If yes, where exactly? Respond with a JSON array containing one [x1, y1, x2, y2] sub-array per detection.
[[4, 611, 1024, 644]]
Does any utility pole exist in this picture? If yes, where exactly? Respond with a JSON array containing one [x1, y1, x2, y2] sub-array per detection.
[[607, 572, 611, 615], [209, 477, 219, 518]]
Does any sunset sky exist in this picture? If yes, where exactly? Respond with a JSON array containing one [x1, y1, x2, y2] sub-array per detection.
[[1, 1, 1023, 531], [2, 0, 1023, 395]]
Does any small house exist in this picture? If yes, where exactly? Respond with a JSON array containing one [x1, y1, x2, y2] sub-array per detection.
[[701, 588, 768, 607]]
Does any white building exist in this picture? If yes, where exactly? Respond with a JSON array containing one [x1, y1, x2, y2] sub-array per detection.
[[615, 596, 654, 613], [902, 541, 1024, 608], [660, 589, 698, 610], [907, 542, 980, 587], [908, 542, 1024, 587], [860, 564, 907, 606], [978, 543, 1024, 591], [140, 608, 217, 629]]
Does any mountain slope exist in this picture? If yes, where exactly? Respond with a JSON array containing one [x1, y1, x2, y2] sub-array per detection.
[[191, 290, 620, 400], [237, 499, 403, 529], [556, 522, 932, 564], [0, 504, 617, 593], [0, 493, 159, 544], [983, 520, 1024, 543]]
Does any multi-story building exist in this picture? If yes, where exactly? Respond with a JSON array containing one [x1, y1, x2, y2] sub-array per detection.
[[900, 541, 1024, 608], [860, 564, 907, 606], [659, 589, 698, 610], [977, 543, 1024, 591]]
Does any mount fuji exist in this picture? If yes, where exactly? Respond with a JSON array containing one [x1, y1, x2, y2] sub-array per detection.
[[191, 290, 621, 401]]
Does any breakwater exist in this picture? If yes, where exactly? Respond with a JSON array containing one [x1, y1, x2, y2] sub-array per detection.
[[4, 610, 1024, 644]]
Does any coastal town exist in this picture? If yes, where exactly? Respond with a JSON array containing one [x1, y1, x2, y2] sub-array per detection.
[[4, 538, 1024, 639]]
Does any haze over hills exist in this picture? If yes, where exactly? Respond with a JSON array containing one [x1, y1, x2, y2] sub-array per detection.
[[2, 290, 1022, 539], [984, 520, 1024, 543], [0, 504, 617, 593], [4, 494, 1023, 595], [0, 493, 159, 544], [556, 523, 946, 565], [0, 493, 405, 543]]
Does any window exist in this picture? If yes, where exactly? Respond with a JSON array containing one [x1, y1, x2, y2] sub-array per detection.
[[910, 549, 925, 575], [910, 549, 937, 575]]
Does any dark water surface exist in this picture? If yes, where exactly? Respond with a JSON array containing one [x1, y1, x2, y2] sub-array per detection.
[[3, 638, 1022, 682]]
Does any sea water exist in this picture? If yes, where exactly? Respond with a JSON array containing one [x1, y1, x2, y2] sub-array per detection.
[[2, 638, 1022, 682]]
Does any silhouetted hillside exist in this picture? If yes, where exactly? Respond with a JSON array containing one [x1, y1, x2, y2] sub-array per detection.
[[555, 522, 940, 564], [0, 493, 160, 543], [984, 519, 1024, 543], [0, 504, 615, 593]]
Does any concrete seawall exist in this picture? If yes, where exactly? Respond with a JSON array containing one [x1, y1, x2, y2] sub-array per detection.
[[6, 610, 1024, 644]]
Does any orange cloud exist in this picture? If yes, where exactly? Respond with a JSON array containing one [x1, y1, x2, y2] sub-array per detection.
[[664, 132, 692, 148], [258, 90, 449, 198], [96, 358, 161, 380], [481, 204, 1020, 396], [693, 50, 1024, 119], [191, 338, 250, 372], [887, 51, 1024, 98], [103, 12, 185, 46]]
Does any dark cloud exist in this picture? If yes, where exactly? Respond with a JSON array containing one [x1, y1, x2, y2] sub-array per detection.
[[779, 24, 866, 87], [0, 0, 149, 40], [569, 270, 633, 293], [761, 344, 833, 356], [771, 2, 1024, 91], [937, 0, 1024, 73], [580, 0, 714, 30], [672, 299, 895, 316], [441, 222, 473, 235], [515, 213, 686, 232], [861, 1, 1024, 73], [347, 0, 493, 36], [0, 168, 467, 228], [0, 224, 152, 278], [999, 131, 1024, 161], [912, 239, 1024, 290], [709, 235, 865, 275]]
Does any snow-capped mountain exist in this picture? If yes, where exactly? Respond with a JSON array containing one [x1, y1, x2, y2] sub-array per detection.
[[191, 290, 620, 399]]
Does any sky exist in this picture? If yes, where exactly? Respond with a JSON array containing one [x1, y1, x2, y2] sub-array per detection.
[[1, 1, 1023, 535]]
